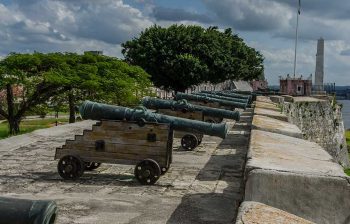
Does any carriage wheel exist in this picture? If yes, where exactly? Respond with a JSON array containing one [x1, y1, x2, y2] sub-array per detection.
[[181, 134, 198, 150], [85, 162, 101, 171], [57, 155, 84, 180], [205, 118, 216, 123], [134, 159, 161, 185]]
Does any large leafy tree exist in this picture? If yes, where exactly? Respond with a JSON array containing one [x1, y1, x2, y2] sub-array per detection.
[[122, 24, 264, 92], [0, 52, 152, 134], [0, 53, 72, 134]]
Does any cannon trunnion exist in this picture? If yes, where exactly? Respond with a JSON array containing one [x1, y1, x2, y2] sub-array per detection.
[[55, 120, 173, 185]]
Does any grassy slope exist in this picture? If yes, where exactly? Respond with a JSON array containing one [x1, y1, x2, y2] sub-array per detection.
[[0, 118, 68, 139], [345, 130, 350, 176]]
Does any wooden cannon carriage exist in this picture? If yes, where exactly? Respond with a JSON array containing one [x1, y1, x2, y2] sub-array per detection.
[[55, 120, 173, 185], [55, 100, 228, 185], [157, 109, 204, 150]]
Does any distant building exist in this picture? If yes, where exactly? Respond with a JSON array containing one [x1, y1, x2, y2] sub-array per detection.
[[84, 51, 103, 55], [314, 38, 324, 91], [251, 80, 268, 91], [280, 74, 312, 96]]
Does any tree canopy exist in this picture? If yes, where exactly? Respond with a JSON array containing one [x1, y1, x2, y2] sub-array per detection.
[[122, 24, 264, 92], [0, 52, 152, 134]]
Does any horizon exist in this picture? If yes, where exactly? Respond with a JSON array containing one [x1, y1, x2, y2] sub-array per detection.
[[0, 0, 349, 86]]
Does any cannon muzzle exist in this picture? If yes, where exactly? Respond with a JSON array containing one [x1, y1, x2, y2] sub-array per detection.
[[80, 101, 228, 138], [175, 93, 247, 109], [0, 197, 57, 224], [141, 97, 240, 121]]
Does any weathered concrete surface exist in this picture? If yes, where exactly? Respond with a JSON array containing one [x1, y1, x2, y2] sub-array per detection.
[[252, 115, 302, 138], [244, 96, 350, 224], [0, 111, 253, 224], [292, 96, 326, 103], [254, 107, 288, 122], [256, 96, 273, 103], [245, 169, 350, 224], [270, 96, 284, 104], [255, 101, 280, 111], [0, 120, 96, 152], [247, 130, 345, 176], [236, 201, 315, 224]]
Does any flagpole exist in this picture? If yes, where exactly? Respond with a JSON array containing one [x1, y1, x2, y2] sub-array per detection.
[[293, 0, 300, 78]]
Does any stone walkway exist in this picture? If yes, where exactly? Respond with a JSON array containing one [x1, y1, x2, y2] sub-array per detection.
[[0, 108, 252, 224]]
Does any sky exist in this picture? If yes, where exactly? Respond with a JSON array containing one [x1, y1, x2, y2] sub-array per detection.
[[0, 0, 349, 85]]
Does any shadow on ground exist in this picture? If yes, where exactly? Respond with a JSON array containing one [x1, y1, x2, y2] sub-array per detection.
[[166, 110, 253, 224]]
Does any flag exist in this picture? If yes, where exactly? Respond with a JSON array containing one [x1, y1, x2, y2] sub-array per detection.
[[298, 0, 301, 14]]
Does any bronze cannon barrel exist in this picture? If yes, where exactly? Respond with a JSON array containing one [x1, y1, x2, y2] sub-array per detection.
[[224, 90, 257, 101], [80, 101, 228, 138], [175, 93, 247, 109], [0, 197, 57, 224], [200, 90, 251, 102], [141, 97, 240, 121], [193, 92, 249, 104]]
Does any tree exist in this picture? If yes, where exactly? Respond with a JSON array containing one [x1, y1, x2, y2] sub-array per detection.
[[122, 24, 264, 92], [0, 53, 71, 134], [0, 52, 152, 134], [57, 52, 152, 123]]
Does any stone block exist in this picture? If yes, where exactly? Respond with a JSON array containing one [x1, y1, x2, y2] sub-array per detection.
[[252, 115, 302, 138], [255, 101, 280, 111], [281, 95, 294, 102], [236, 201, 315, 224], [245, 129, 350, 224], [247, 130, 345, 176], [254, 107, 288, 122], [270, 96, 284, 104]]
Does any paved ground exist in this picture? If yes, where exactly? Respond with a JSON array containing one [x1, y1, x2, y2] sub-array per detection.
[[0, 109, 252, 224]]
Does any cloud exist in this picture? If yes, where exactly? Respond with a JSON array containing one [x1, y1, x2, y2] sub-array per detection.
[[152, 6, 214, 24], [340, 49, 350, 56], [202, 0, 292, 31], [0, 0, 153, 57]]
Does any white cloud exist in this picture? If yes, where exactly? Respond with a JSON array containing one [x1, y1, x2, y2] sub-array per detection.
[[0, 0, 153, 57]]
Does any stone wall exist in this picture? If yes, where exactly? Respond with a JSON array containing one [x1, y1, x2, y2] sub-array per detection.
[[283, 97, 350, 167], [242, 96, 350, 224]]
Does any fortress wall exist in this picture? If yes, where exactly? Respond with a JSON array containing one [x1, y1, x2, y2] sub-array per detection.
[[240, 96, 350, 224], [283, 97, 349, 167]]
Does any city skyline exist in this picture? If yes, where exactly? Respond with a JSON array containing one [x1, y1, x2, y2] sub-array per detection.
[[0, 0, 349, 85]]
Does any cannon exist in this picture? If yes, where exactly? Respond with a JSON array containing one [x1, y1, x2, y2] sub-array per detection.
[[175, 93, 247, 109], [193, 92, 249, 104], [55, 101, 228, 185], [80, 101, 228, 138], [224, 90, 257, 101], [201, 90, 250, 100], [0, 197, 57, 224], [141, 97, 239, 150], [141, 97, 241, 122]]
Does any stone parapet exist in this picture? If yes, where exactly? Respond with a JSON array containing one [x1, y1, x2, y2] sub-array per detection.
[[242, 96, 350, 224]]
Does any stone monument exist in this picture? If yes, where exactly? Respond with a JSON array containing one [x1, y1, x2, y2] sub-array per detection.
[[315, 38, 324, 91]]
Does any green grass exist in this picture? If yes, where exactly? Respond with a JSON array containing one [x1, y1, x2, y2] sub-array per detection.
[[0, 118, 68, 139], [345, 130, 350, 176], [345, 169, 350, 176], [346, 130, 350, 147]]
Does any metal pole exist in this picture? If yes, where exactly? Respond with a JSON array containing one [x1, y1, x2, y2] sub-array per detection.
[[293, 2, 300, 77]]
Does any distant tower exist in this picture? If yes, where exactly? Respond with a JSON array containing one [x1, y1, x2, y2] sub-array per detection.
[[315, 38, 324, 89]]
